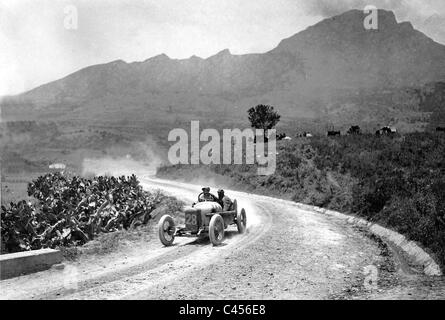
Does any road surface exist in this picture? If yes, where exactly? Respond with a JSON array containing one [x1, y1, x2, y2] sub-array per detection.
[[1, 177, 443, 299]]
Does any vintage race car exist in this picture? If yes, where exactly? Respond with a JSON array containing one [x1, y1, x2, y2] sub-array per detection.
[[158, 197, 247, 246]]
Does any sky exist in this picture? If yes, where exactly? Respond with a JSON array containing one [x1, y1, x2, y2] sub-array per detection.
[[1, 0, 445, 96]]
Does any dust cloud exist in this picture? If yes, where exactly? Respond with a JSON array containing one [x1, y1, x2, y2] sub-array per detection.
[[81, 137, 165, 177]]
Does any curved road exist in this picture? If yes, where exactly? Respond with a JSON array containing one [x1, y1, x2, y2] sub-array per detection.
[[1, 177, 439, 300]]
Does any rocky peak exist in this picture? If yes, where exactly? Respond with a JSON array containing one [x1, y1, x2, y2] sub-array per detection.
[[208, 49, 232, 60]]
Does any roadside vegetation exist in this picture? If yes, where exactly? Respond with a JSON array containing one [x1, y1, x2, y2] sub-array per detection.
[[157, 132, 445, 269], [1, 172, 183, 254]]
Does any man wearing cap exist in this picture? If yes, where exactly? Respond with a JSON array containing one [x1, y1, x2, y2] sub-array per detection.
[[198, 187, 218, 202], [217, 189, 233, 211]]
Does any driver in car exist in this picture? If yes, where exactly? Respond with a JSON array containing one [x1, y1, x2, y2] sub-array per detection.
[[198, 187, 218, 202]]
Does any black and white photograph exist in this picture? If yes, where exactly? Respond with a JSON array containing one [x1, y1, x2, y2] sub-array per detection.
[[1, 0, 445, 303]]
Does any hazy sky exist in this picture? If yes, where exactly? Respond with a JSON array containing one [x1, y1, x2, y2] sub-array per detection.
[[1, 0, 445, 96]]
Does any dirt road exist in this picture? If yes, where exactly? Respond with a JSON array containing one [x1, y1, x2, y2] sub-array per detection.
[[1, 177, 443, 299]]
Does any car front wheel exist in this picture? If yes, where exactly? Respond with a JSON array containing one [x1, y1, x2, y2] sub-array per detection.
[[209, 214, 224, 246], [158, 215, 175, 246]]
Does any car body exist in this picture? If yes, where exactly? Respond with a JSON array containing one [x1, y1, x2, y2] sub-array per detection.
[[158, 197, 247, 246]]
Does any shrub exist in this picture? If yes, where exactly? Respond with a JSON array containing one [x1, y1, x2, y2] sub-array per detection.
[[1, 172, 180, 253], [157, 132, 445, 268]]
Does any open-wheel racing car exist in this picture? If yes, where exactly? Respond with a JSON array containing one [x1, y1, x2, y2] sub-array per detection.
[[158, 193, 247, 246]]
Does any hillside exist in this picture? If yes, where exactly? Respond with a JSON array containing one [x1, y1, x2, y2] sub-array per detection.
[[2, 9, 445, 129], [157, 132, 445, 269]]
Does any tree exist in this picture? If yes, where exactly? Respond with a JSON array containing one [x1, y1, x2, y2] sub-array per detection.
[[247, 104, 281, 132]]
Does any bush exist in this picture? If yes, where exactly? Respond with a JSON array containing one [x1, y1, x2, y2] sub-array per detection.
[[157, 132, 445, 269], [1, 172, 180, 254]]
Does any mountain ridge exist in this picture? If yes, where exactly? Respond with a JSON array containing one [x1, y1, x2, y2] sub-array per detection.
[[3, 9, 445, 129]]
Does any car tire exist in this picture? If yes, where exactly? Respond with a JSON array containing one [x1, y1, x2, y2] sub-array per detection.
[[209, 214, 224, 246], [236, 208, 247, 234], [158, 215, 175, 246]]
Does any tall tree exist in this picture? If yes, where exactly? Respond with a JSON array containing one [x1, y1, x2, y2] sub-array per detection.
[[247, 104, 281, 131]]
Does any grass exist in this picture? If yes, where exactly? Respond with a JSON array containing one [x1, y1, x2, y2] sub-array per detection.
[[157, 132, 445, 270], [59, 224, 154, 260]]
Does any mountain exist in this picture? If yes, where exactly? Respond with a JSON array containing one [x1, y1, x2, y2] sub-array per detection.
[[3, 9, 445, 129]]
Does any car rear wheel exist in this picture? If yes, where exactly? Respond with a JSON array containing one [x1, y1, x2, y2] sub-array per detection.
[[158, 215, 175, 246], [236, 208, 247, 234], [209, 214, 224, 246]]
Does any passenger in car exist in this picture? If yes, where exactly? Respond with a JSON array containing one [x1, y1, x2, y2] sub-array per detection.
[[217, 189, 233, 211]]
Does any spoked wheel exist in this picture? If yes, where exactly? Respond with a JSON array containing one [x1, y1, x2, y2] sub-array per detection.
[[158, 215, 175, 246], [236, 208, 247, 234], [209, 214, 224, 246]]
